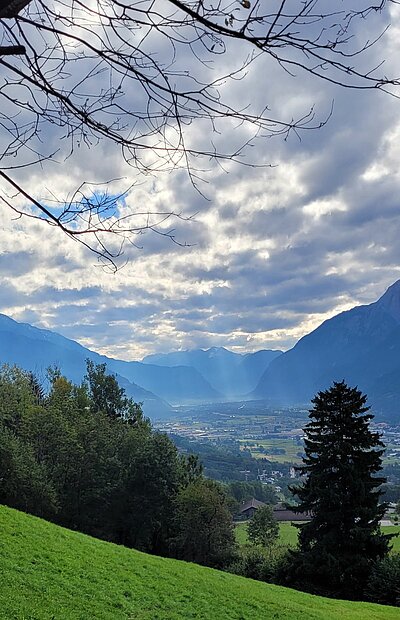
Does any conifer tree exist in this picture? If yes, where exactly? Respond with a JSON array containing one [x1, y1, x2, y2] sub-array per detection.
[[286, 381, 393, 599]]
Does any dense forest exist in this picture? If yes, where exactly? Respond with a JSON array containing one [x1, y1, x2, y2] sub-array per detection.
[[0, 362, 239, 567]]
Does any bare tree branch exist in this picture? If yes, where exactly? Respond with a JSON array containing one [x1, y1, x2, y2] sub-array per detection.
[[0, 0, 399, 267]]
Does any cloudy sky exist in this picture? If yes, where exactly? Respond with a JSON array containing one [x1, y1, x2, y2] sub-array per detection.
[[1, 1, 400, 361]]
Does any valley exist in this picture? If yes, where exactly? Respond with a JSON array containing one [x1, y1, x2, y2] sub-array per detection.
[[156, 400, 400, 466], [2, 5, 400, 613], [155, 400, 400, 497]]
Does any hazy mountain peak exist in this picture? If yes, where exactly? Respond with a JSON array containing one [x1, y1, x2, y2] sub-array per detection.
[[205, 346, 236, 358], [253, 279, 400, 421]]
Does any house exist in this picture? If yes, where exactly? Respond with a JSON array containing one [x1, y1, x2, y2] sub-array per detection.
[[273, 507, 311, 522], [238, 498, 266, 519], [237, 498, 312, 521]]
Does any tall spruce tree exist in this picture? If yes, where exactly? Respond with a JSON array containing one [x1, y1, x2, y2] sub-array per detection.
[[286, 381, 392, 599]]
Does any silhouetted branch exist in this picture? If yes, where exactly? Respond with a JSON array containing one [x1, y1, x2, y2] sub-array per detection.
[[0, 0, 399, 265]]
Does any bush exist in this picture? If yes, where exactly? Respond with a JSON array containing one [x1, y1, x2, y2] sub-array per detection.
[[365, 554, 400, 606], [228, 545, 289, 583]]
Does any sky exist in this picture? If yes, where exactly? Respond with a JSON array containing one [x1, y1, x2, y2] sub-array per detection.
[[1, 1, 400, 361]]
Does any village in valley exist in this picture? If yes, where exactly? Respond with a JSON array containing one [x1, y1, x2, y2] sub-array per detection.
[[155, 400, 400, 519]]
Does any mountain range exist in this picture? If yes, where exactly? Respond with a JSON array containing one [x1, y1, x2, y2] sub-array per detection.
[[253, 279, 400, 421], [143, 347, 281, 396], [0, 313, 279, 418], [1, 279, 400, 421]]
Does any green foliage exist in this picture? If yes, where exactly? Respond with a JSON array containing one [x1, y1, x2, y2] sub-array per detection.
[[171, 433, 261, 481], [229, 543, 290, 583], [381, 483, 400, 504], [0, 362, 241, 569], [285, 381, 392, 599], [227, 481, 278, 505], [180, 453, 204, 486], [27, 371, 46, 406], [172, 478, 237, 568], [229, 546, 273, 581], [365, 554, 400, 606], [247, 505, 279, 549], [0, 425, 57, 516], [85, 359, 145, 424], [110, 430, 183, 554], [0, 364, 38, 430], [2, 506, 400, 620]]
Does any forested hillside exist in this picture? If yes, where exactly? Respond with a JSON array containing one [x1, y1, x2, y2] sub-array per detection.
[[0, 362, 235, 566]]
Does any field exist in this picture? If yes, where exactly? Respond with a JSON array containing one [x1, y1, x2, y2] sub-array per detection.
[[1, 505, 400, 620], [386, 526, 400, 552], [239, 438, 304, 464], [235, 521, 400, 551], [235, 521, 300, 547]]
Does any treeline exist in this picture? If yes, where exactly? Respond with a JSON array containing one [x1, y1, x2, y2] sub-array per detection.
[[0, 362, 236, 567]]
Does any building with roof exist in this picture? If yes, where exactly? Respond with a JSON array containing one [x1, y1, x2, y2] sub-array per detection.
[[237, 498, 312, 522]]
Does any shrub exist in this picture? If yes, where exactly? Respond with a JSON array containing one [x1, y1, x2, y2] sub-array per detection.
[[228, 545, 289, 583], [365, 554, 400, 606]]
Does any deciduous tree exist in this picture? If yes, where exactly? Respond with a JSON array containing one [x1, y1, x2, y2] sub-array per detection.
[[172, 478, 236, 568], [85, 359, 145, 425], [247, 504, 279, 549]]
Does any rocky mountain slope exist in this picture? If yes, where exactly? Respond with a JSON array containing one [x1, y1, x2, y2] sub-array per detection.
[[254, 280, 400, 420]]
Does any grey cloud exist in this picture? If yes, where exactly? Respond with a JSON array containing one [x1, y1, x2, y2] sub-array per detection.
[[0, 252, 36, 277], [0, 280, 27, 308], [28, 285, 104, 305]]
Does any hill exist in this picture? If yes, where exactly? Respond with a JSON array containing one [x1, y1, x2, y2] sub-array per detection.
[[0, 505, 399, 619], [254, 280, 400, 420]]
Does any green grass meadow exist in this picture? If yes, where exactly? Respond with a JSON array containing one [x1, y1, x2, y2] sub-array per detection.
[[386, 526, 400, 552], [1, 505, 400, 620], [240, 438, 304, 463], [235, 521, 400, 551], [235, 521, 300, 547]]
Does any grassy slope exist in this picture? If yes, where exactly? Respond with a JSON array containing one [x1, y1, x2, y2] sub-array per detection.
[[1, 506, 399, 620]]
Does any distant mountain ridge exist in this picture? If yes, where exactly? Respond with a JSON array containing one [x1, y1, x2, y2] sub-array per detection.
[[3, 279, 400, 422], [0, 313, 172, 418], [143, 346, 282, 396], [0, 313, 280, 417], [0, 313, 226, 416], [253, 280, 400, 421]]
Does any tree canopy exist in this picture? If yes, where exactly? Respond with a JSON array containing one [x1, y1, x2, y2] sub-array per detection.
[[247, 504, 279, 549], [0, 362, 234, 565]]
